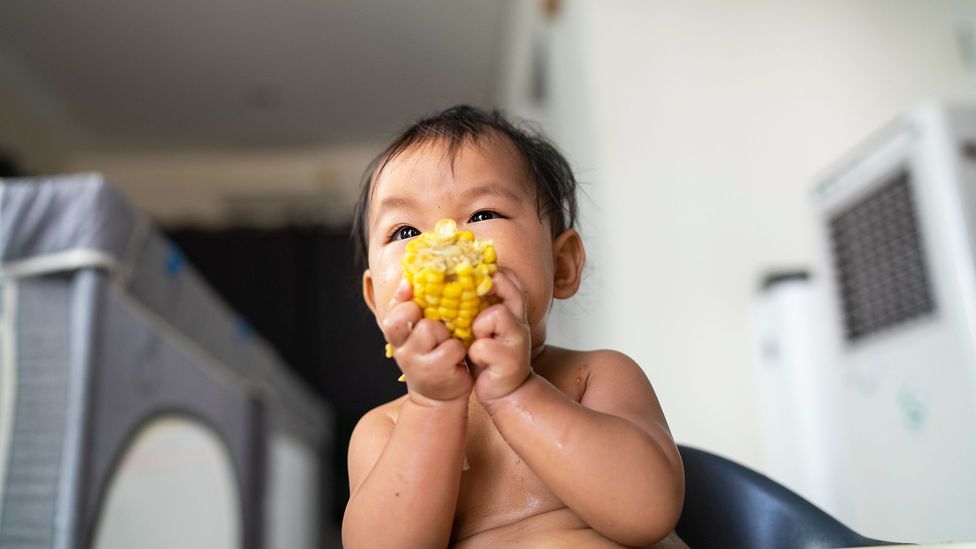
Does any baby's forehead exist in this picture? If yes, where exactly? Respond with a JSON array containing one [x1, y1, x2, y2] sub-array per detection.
[[391, 132, 524, 173], [370, 133, 535, 200]]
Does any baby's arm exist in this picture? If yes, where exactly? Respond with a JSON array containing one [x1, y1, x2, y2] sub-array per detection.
[[343, 396, 468, 548], [487, 353, 684, 546], [469, 271, 683, 546], [341, 281, 473, 548]]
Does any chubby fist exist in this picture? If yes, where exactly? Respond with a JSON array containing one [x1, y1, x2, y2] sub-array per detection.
[[468, 268, 533, 404], [382, 279, 473, 405]]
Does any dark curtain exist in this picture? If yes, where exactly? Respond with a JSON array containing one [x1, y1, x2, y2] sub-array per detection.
[[167, 225, 404, 530], [0, 148, 26, 177]]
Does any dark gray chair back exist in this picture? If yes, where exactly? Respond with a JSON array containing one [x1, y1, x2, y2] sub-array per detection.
[[675, 445, 897, 549]]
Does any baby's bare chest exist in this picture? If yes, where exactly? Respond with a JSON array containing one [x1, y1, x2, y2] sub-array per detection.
[[452, 363, 587, 539], [452, 407, 566, 537]]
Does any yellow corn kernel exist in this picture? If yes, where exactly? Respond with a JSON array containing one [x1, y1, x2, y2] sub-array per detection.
[[443, 282, 462, 298], [476, 277, 493, 296], [387, 344, 407, 382], [483, 244, 496, 263]]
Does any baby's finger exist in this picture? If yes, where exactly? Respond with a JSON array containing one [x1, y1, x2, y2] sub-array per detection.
[[381, 300, 422, 348], [467, 336, 523, 377], [472, 302, 526, 343], [487, 269, 527, 323], [398, 318, 451, 356], [406, 337, 472, 402], [420, 337, 468, 374], [466, 337, 501, 378], [386, 277, 413, 311]]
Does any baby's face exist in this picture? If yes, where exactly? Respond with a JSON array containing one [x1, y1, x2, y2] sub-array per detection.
[[363, 136, 557, 346]]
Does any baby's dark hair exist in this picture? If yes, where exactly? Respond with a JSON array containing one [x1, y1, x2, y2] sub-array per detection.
[[351, 105, 579, 266]]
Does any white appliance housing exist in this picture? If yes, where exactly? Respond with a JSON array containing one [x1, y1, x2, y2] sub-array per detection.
[[812, 102, 976, 542], [751, 273, 842, 518]]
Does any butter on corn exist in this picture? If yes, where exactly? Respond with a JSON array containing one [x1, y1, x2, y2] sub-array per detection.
[[385, 218, 499, 378]]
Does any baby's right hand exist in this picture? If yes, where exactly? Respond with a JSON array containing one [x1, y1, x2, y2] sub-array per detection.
[[383, 278, 473, 405]]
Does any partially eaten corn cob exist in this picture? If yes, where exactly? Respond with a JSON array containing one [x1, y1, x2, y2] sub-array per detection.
[[385, 219, 499, 377]]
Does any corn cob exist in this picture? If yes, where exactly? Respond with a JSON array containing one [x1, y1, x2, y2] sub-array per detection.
[[385, 219, 499, 378]]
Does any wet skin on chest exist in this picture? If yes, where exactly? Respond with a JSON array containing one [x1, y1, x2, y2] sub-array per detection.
[[453, 350, 590, 540], [382, 350, 589, 540], [378, 348, 687, 549]]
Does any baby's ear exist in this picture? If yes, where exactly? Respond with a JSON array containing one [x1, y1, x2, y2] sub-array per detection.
[[362, 269, 379, 317], [552, 228, 585, 299]]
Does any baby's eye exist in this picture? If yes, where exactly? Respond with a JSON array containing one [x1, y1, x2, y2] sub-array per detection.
[[469, 210, 501, 223], [389, 225, 421, 241]]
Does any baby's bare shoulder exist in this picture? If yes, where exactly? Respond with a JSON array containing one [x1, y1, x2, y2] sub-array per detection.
[[536, 346, 645, 381], [583, 349, 649, 381], [348, 396, 407, 461], [534, 347, 650, 403], [357, 395, 408, 430], [347, 395, 408, 493]]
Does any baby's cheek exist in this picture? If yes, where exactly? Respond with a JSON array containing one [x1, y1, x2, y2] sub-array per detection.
[[377, 265, 401, 293], [533, 273, 556, 309], [381, 274, 407, 311]]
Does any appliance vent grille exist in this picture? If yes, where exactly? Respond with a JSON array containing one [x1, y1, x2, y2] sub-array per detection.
[[828, 170, 935, 342]]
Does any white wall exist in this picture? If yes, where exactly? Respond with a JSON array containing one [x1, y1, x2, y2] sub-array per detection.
[[539, 0, 976, 470]]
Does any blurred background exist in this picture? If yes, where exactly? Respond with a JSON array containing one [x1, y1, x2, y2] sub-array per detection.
[[2, 0, 976, 547]]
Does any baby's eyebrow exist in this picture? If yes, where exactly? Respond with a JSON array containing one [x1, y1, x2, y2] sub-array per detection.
[[372, 183, 523, 229], [377, 195, 417, 214], [458, 183, 523, 203], [370, 195, 417, 231]]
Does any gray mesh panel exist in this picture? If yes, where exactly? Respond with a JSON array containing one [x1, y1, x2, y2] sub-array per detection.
[[0, 278, 74, 548]]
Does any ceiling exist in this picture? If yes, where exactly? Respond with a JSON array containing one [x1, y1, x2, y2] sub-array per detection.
[[0, 0, 509, 152]]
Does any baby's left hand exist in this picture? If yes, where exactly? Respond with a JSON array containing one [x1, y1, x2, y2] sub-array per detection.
[[467, 268, 533, 404]]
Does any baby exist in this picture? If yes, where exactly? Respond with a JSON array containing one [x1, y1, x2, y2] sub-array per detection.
[[343, 106, 687, 548]]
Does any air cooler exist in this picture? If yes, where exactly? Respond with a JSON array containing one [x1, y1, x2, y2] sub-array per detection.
[[812, 101, 976, 542]]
